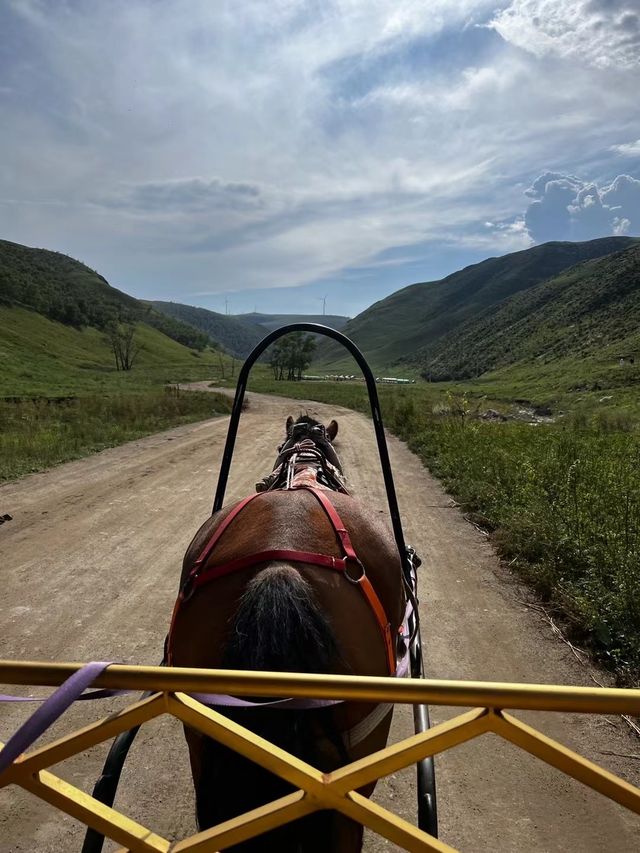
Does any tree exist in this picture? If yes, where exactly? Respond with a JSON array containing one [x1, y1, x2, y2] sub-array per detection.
[[269, 339, 287, 380], [106, 322, 140, 371], [269, 333, 316, 380]]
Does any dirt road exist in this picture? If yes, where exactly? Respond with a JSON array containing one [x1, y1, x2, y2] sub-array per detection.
[[1, 391, 638, 852]]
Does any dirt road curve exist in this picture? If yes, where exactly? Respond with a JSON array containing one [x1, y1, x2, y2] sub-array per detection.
[[0, 391, 638, 852]]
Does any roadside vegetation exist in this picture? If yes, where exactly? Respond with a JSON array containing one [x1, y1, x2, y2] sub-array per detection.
[[0, 304, 240, 481], [388, 395, 640, 684], [250, 376, 640, 683], [0, 388, 232, 482]]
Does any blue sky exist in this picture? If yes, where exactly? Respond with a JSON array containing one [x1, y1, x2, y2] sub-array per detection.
[[1, 0, 639, 318]]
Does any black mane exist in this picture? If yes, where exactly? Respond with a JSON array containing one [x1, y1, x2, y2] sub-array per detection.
[[288, 415, 326, 436]]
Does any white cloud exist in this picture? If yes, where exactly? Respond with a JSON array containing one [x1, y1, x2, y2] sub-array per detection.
[[523, 172, 640, 241], [490, 0, 640, 69], [611, 139, 640, 157], [613, 216, 631, 234]]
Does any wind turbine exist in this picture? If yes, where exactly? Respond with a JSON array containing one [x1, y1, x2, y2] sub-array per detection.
[[317, 295, 327, 316]]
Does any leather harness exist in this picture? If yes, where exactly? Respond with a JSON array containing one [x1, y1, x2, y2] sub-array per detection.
[[167, 484, 397, 675]]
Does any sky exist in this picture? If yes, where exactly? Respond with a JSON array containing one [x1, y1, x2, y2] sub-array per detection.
[[1, 0, 639, 318]]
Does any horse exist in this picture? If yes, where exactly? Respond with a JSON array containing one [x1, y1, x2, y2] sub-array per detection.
[[167, 414, 407, 851]]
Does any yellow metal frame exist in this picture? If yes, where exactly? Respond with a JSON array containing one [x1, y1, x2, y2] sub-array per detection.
[[1, 660, 639, 852]]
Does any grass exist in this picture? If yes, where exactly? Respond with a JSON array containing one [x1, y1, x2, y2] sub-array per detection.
[[0, 304, 247, 480], [0, 388, 233, 482], [0, 305, 242, 397], [251, 377, 640, 683], [390, 400, 640, 682]]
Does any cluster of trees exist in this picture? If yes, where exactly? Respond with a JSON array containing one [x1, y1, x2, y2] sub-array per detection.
[[268, 333, 317, 380]]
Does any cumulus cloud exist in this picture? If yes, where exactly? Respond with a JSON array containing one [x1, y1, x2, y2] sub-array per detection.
[[490, 0, 640, 69], [523, 171, 640, 241]]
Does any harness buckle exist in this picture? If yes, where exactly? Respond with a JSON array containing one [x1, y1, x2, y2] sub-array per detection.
[[343, 557, 366, 584]]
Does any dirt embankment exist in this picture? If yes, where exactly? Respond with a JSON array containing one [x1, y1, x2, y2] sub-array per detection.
[[0, 391, 638, 851]]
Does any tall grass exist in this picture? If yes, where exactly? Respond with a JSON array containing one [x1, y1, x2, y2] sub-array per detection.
[[383, 392, 640, 681], [0, 389, 232, 481], [251, 378, 640, 681]]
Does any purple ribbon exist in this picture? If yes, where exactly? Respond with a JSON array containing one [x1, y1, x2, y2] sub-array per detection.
[[0, 661, 112, 775]]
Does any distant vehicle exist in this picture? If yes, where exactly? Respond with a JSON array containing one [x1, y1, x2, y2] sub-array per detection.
[[376, 377, 416, 384]]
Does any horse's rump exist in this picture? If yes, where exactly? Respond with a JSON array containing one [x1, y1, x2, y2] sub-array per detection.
[[171, 489, 403, 682]]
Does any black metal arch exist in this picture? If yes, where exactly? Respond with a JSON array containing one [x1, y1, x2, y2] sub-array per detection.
[[212, 323, 408, 567]]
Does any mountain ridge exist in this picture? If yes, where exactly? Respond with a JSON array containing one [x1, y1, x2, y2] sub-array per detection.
[[317, 236, 638, 369], [415, 242, 640, 380], [151, 301, 266, 357]]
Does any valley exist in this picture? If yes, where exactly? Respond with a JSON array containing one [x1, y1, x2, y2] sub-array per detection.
[[2, 233, 640, 681]]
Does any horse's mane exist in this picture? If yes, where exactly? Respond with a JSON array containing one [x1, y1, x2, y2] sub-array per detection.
[[291, 414, 323, 430]]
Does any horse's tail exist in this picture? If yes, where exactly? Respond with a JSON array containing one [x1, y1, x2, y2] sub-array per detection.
[[195, 565, 353, 852], [223, 564, 339, 674]]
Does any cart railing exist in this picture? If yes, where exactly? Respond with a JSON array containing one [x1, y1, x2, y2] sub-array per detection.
[[1, 661, 639, 853]]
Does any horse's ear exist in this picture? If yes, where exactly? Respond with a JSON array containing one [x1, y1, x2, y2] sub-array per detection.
[[286, 415, 294, 435], [327, 419, 338, 441]]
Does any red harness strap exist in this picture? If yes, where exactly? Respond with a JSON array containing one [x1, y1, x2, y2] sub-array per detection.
[[169, 487, 396, 675]]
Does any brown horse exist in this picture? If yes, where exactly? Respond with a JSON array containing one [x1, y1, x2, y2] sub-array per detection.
[[168, 415, 406, 851]]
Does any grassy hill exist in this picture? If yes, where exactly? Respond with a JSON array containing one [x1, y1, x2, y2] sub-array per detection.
[[416, 243, 640, 382], [0, 240, 238, 397], [151, 301, 266, 357], [0, 238, 138, 324], [238, 312, 349, 333], [0, 241, 238, 478], [0, 305, 235, 397], [0, 239, 212, 352], [317, 237, 637, 370]]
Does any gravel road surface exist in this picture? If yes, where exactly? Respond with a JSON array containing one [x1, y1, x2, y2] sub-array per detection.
[[0, 390, 638, 851]]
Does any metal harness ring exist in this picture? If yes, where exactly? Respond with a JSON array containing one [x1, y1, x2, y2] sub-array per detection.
[[343, 558, 366, 584]]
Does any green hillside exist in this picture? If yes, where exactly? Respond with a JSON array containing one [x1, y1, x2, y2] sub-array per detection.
[[416, 243, 640, 382], [151, 301, 265, 357], [318, 237, 637, 370], [0, 238, 138, 325], [0, 305, 232, 397], [0, 240, 239, 480], [150, 306, 351, 358], [0, 238, 245, 397], [0, 239, 211, 352], [238, 312, 350, 333]]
